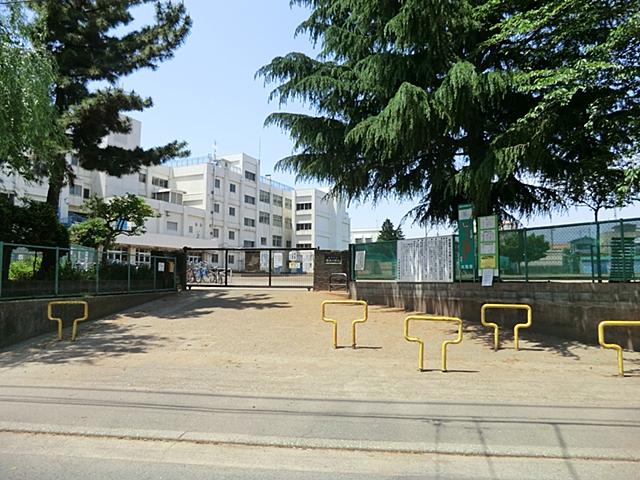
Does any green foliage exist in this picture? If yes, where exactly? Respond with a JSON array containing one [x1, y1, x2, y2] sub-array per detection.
[[70, 194, 157, 250], [502, 233, 550, 264], [9, 257, 42, 281], [0, 196, 69, 247], [27, 1, 192, 208], [260, 0, 640, 225], [0, 5, 65, 177], [378, 219, 404, 241], [69, 218, 111, 250]]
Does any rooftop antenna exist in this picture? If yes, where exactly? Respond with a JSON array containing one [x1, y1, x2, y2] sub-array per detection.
[[213, 141, 218, 161], [258, 137, 262, 165]]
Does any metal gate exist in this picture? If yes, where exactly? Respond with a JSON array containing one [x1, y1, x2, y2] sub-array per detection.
[[184, 247, 315, 289]]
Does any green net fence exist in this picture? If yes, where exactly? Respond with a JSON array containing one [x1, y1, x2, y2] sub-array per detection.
[[352, 217, 640, 282], [0, 242, 178, 300]]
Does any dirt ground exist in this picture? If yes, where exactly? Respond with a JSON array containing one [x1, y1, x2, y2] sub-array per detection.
[[1, 288, 638, 407]]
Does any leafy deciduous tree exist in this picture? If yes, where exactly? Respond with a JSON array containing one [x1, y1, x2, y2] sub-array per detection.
[[70, 194, 157, 251]]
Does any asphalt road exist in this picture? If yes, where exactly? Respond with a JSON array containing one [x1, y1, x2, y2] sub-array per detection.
[[1, 289, 639, 478]]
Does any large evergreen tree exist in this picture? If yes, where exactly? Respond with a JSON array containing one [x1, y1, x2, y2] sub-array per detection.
[[29, 0, 192, 211], [259, 1, 640, 225], [377, 219, 404, 241]]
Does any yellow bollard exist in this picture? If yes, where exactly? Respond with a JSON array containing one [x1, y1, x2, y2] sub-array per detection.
[[321, 300, 368, 349], [403, 315, 463, 372], [481, 303, 532, 351], [598, 320, 640, 376], [47, 301, 89, 341]]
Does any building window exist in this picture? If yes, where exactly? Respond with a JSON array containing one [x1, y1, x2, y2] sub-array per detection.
[[259, 211, 270, 224], [259, 190, 270, 203], [272, 235, 282, 247], [244, 194, 255, 205], [189, 225, 193, 233], [212, 253, 219, 263], [229, 206, 236, 216], [244, 217, 255, 227], [170, 192, 183, 205], [229, 254, 235, 264], [214, 178, 221, 189], [297, 243, 312, 249], [69, 185, 82, 196], [213, 228, 219, 238], [296, 223, 312, 231], [152, 191, 169, 202], [166, 221, 178, 232], [136, 251, 151, 265], [214, 203, 220, 213], [245, 170, 256, 182], [286, 240, 292, 248], [228, 230, 235, 240], [296, 202, 312, 211], [243, 240, 255, 247], [260, 237, 267, 246], [273, 194, 283, 207], [152, 177, 169, 188], [83, 188, 91, 199], [285, 198, 292, 209], [273, 214, 283, 228], [229, 183, 237, 193], [138, 172, 147, 183], [285, 217, 292, 229]]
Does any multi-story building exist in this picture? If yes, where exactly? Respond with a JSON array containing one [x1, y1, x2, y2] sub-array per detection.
[[0, 118, 351, 260], [351, 228, 380, 244]]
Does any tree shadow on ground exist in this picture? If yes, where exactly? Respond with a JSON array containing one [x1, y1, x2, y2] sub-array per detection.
[[0, 319, 169, 368], [463, 323, 590, 360], [126, 289, 292, 321]]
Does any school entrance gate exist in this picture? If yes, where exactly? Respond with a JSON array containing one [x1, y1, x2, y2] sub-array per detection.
[[184, 247, 316, 289]]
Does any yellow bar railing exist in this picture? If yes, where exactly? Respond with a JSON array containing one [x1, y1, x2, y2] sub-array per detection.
[[47, 300, 89, 341], [321, 300, 368, 349], [481, 303, 532, 351], [403, 315, 463, 372], [598, 320, 640, 376]]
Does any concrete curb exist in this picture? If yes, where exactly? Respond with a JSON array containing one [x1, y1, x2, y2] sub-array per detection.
[[1, 421, 638, 462]]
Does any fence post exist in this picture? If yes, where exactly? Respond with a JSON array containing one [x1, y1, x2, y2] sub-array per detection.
[[523, 229, 529, 282], [96, 252, 100, 295], [54, 247, 60, 296], [173, 257, 177, 290], [224, 249, 228, 286], [0, 241, 3, 299], [620, 218, 626, 281], [596, 220, 602, 282], [268, 249, 273, 287], [127, 255, 131, 293], [153, 257, 157, 291], [590, 244, 595, 283]]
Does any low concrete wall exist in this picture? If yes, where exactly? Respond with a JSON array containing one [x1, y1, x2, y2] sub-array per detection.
[[0, 292, 175, 349], [350, 281, 640, 350]]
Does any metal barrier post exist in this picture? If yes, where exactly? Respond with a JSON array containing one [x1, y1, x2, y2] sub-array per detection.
[[269, 249, 273, 287], [47, 300, 89, 341], [153, 257, 157, 291], [321, 300, 368, 349], [598, 320, 640, 376], [403, 315, 463, 372], [481, 303, 532, 350], [523, 230, 529, 282], [224, 249, 229, 286], [96, 256, 100, 295]]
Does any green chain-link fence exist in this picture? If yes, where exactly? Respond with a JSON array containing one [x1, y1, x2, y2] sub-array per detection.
[[352, 217, 640, 282], [0, 242, 178, 301]]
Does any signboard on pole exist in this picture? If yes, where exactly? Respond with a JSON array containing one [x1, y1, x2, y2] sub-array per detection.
[[457, 204, 475, 270], [397, 236, 454, 283], [477, 215, 499, 275]]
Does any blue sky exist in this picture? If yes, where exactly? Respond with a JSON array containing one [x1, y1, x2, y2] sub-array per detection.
[[119, 1, 639, 238]]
